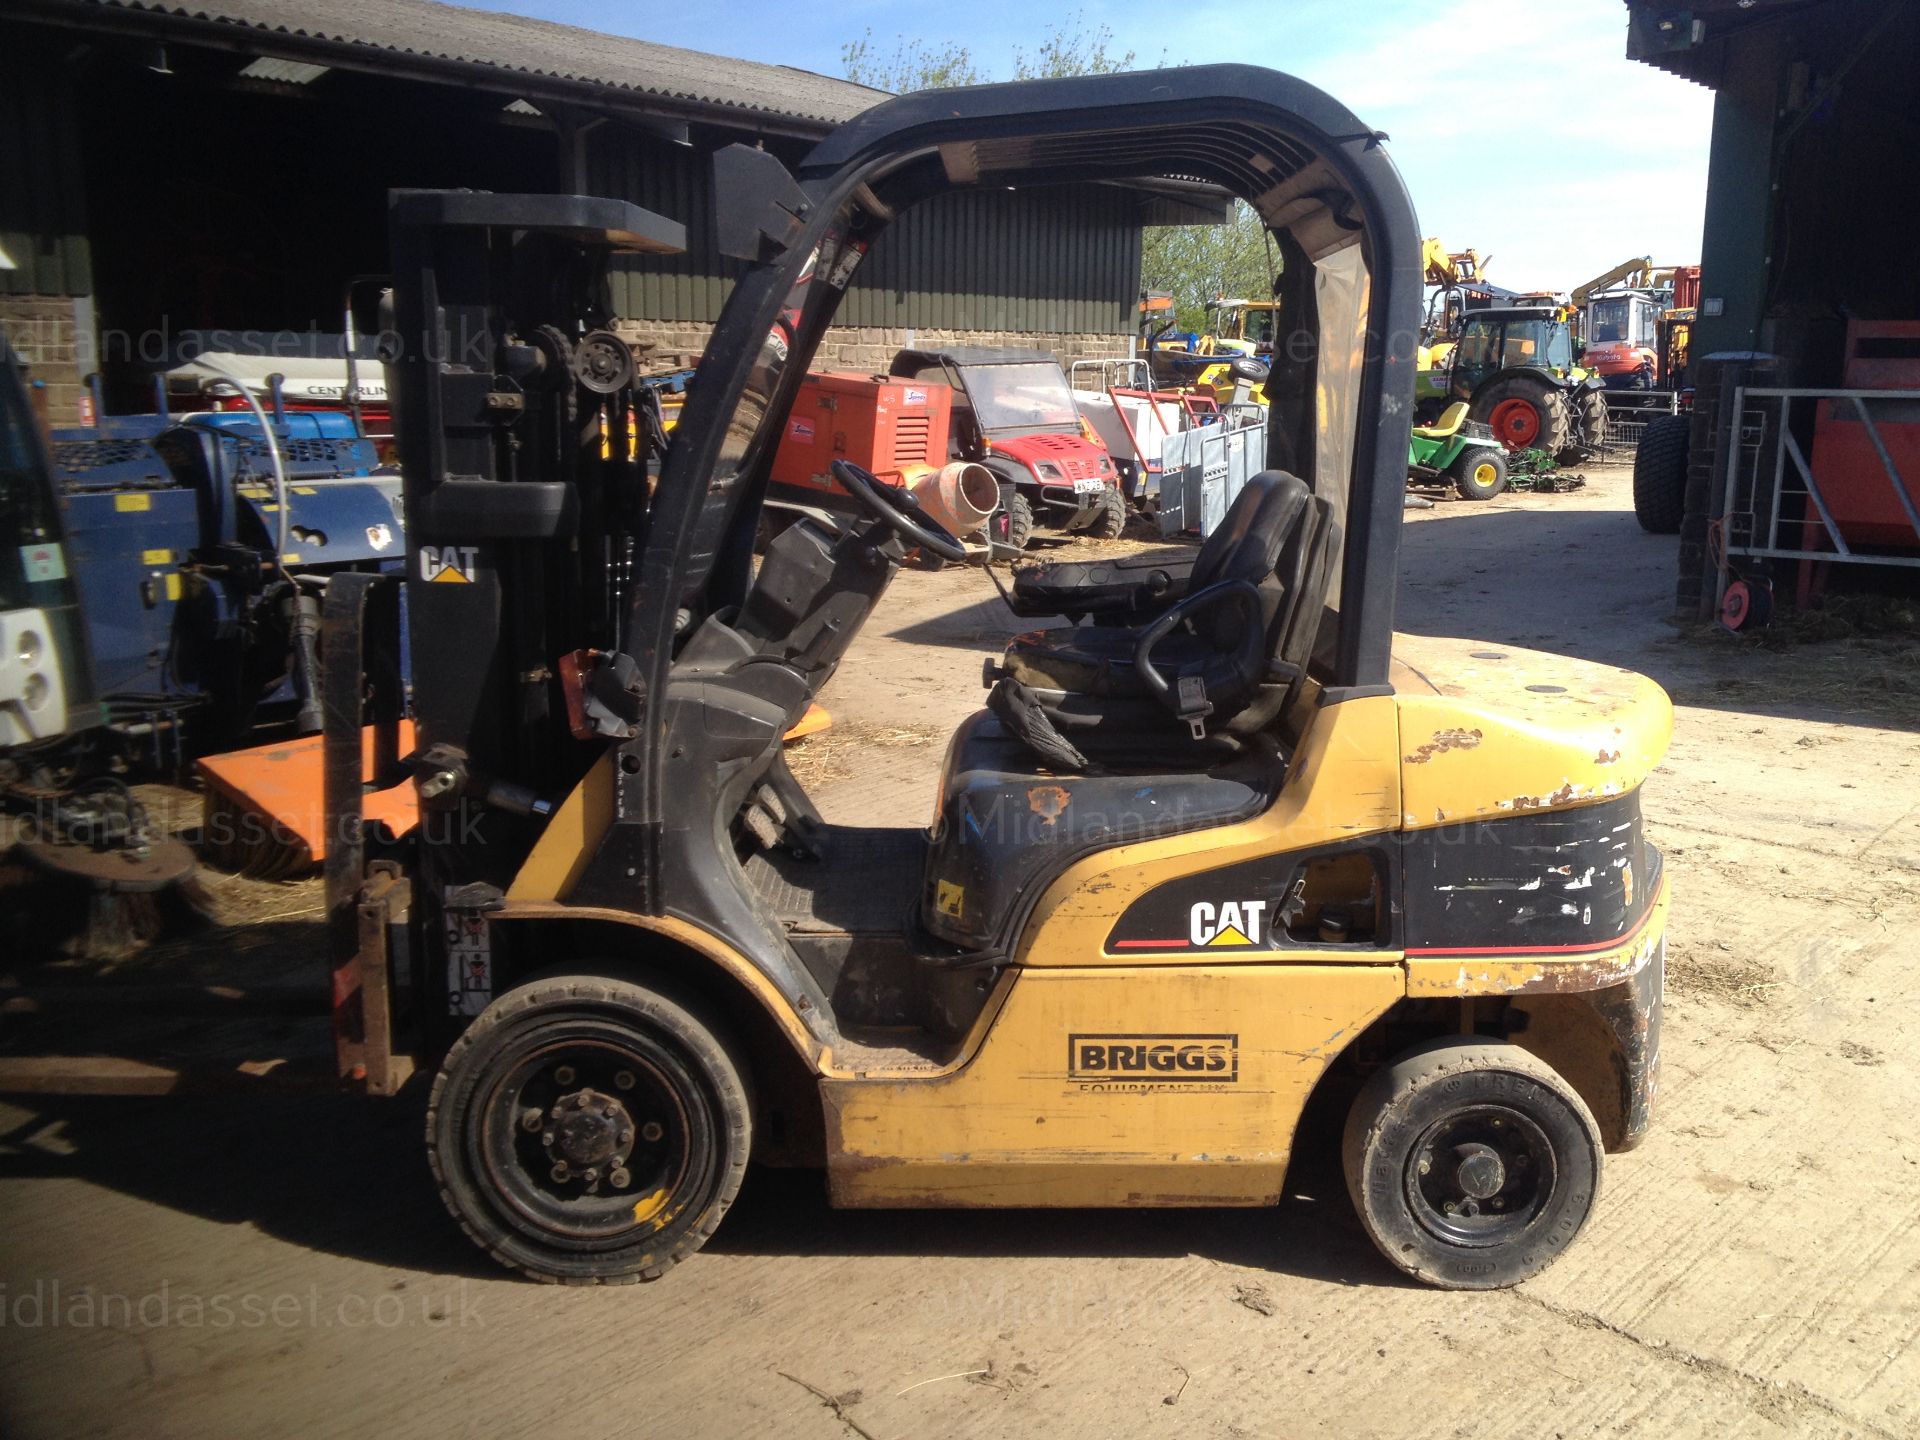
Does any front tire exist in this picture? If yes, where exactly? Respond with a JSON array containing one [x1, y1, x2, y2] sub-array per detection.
[[1573, 388, 1608, 461], [993, 485, 1035, 553], [1449, 447, 1509, 501], [428, 973, 752, 1284], [1089, 484, 1128, 539], [1342, 1038, 1603, 1290]]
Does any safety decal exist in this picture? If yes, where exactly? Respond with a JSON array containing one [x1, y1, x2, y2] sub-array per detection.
[[19, 543, 67, 583], [935, 880, 966, 919]]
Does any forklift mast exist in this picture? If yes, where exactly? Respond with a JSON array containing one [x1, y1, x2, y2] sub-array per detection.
[[376, 193, 685, 1020]]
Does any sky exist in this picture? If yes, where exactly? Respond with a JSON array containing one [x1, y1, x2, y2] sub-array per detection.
[[466, 0, 1716, 294]]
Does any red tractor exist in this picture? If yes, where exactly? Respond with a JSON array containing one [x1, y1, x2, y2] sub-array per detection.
[[888, 347, 1125, 550]]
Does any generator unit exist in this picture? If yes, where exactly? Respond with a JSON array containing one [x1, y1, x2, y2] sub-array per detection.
[[768, 370, 953, 509], [46, 406, 405, 757]]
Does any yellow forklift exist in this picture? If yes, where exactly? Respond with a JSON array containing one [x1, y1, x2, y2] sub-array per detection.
[[312, 65, 1671, 1291]]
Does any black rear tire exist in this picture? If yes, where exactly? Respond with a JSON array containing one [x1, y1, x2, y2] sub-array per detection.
[[1343, 1037, 1603, 1290], [1633, 413, 1689, 534], [1473, 374, 1571, 460], [1448, 446, 1509, 501], [428, 972, 751, 1284]]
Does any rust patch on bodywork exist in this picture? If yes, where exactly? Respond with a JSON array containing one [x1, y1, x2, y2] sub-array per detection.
[[1404, 727, 1483, 764], [1494, 779, 1625, 812], [1027, 785, 1071, 824]]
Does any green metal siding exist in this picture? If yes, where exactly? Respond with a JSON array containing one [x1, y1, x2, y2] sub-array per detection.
[[589, 129, 1139, 333], [1692, 27, 1780, 358], [589, 129, 743, 326], [0, 40, 90, 298]]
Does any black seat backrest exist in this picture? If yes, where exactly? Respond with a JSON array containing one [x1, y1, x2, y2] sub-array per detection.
[[1189, 470, 1311, 594], [1222, 493, 1339, 736]]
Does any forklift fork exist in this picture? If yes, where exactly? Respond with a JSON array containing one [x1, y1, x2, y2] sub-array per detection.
[[321, 571, 414, 1094]]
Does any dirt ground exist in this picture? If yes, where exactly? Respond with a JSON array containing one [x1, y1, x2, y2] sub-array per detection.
[[4, 460, 1919, 1439]]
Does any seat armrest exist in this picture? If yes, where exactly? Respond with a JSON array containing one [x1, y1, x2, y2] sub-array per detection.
[[1006, 547, 1197, 621]]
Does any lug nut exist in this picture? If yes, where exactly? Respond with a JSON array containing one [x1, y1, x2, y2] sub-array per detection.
[[609, 1167, 630, 1189], [581, 1168, 599, 1187], [641, 1121, 664, 1143], [617, 1130, 632, 1146], [541, 1132, 555, 1147], [614, 1071, 635, 1090], [551, 1161, 571, 1182], [554, 1065, 576, 1086], [520, 1109, 543, 1133]]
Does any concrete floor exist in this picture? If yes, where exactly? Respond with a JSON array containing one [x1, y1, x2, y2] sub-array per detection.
[[2, 462, 1917, 1439]]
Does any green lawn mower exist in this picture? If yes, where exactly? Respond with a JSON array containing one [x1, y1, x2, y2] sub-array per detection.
[[1409, 401, 1510, 500]]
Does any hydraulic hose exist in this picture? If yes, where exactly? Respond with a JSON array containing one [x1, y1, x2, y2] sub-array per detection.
[[197, 360, 291, 577]]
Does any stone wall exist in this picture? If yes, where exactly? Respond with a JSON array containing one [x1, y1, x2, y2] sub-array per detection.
[[616, 319, 1135, 380], [0, 294, 90, 427]]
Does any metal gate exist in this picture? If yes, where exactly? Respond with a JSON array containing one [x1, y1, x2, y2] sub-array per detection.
[[1154, 412, 1267, 535]]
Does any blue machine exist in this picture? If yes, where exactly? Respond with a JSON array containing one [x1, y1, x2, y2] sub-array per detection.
[[47, 406, 406, 758]]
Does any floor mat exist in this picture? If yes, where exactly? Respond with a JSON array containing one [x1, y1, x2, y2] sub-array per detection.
[[740, 826, 925, 934]]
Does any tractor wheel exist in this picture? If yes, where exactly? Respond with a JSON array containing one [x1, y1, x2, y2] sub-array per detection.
[[1475, 376, 1571, 459], [1089, 484, 1128, 539], [428, 972, 752, 1284], [1632, 413, 1690, 534], [1342, 1037, 1604, 1290], [1449, 447, 1509, 502], [1573, 389, 1608, 461], [993, 485, 1035, 553]]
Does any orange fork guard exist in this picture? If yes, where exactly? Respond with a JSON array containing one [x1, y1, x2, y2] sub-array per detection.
[[198, 721, 419, 866], [784, 703, 831, 742], [200, 704, 824, 874]]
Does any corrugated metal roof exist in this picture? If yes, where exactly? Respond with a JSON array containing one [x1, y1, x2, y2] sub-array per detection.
[[38, 0, 889, 128]]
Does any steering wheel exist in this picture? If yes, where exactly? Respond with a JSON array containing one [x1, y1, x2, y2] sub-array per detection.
[[829, 459, 972, 563]]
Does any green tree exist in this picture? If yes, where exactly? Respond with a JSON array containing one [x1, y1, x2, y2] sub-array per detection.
[[1012, 17, 1135, 79], [840, 33, 985, 92], [842, 12, 1134, 92], [1142, 203, 1279, 334]]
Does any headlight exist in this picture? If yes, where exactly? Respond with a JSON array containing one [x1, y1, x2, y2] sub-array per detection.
[[1036, 462, 1062, 479], [23, 673, 49, 711], [17, 630, 42, 668]]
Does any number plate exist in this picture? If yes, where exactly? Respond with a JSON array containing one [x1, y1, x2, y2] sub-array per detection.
[[1073, 476, 1108, 494]]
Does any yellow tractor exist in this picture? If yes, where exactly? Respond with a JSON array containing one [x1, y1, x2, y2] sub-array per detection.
[[322, 65, 1671, 1292]]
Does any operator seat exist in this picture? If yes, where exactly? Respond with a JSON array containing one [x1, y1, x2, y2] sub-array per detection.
[[917, 472, 1336, 950], [988, 470, 1337, 764], [1412, 401, 1471, 440]]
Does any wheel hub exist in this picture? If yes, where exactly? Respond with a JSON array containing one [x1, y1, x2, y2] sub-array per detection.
[[547, 1086, 632, 1170], [1408, 1105, 1552, 1244], [1487, 397, 1540, 449], [1452, 1142, 1506, 1199]]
